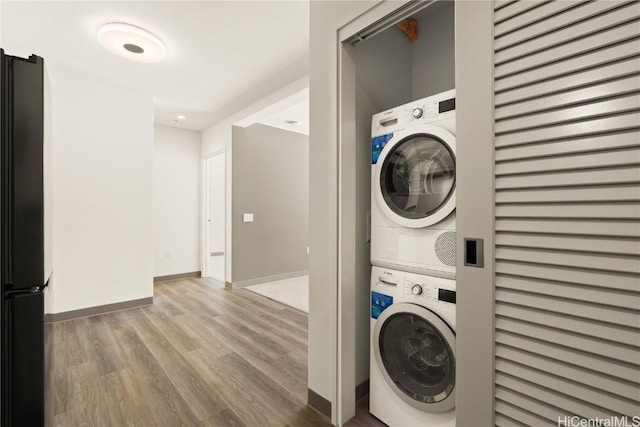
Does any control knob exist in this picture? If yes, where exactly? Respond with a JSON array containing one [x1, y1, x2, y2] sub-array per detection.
[[412, 108, 423, 119], [411, 284, 422, 295]]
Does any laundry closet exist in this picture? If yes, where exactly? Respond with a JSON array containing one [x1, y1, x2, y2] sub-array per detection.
[[347, 1, 458, 426], [311, 0, 640, 425]]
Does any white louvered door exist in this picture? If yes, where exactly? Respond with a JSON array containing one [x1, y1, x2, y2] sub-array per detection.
[[492, 1, 640, 425]]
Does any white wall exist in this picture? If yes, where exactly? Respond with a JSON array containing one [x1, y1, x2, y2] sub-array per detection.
[[2, 4, 155, 315], [153, 125, 201, 278], [354, 25, 411, 112], [43, 65, 54, 314], [47, 62, 154, 314], [411, 1, 455, 99], [200, 75, 308, 283], [353, 1, 455, 113]]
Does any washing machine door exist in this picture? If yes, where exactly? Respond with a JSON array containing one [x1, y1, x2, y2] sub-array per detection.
[[374, 124, 456, 228], [373, 302, 456, 413]]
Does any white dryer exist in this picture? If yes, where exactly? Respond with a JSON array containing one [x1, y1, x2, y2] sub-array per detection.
[[370, 266, 456, 427], [371, 90, 456, 277]]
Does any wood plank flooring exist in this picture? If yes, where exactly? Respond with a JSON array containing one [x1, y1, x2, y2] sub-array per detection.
[[45, 278, 332, 427], [344, 397, 385, 427]]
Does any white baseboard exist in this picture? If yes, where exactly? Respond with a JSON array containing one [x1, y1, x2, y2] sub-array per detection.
[[45, 297, 153, 323], [230, 270, 308, 289]]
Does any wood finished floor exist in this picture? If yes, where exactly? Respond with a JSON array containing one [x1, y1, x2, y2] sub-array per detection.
[[344, 397, 385, 427], [45, 278, 333, 427]]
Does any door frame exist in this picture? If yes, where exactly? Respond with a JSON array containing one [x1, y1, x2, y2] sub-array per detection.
[[201, 149, 226, 282], [336, 2, 426, 423]]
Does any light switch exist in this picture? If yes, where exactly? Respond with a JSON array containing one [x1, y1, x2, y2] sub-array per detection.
[[243, 213, 254, 222]]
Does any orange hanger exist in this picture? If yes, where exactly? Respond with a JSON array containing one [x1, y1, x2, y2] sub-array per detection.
[[396, 19, 418, 41]]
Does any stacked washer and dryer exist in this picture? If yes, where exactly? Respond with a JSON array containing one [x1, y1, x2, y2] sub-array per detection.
[[369, 89, 457, 427]]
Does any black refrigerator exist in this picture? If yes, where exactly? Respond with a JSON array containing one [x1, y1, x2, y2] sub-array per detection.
[[0, 50, 46, 426]]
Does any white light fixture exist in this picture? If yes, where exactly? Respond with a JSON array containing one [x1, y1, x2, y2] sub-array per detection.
[[98, 23, 166, 63], [172, 114, 186, 124]]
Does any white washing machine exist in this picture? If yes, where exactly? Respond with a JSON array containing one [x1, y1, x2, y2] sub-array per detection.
[[371, 90, 456, 278], [370, 266, 456, 427]]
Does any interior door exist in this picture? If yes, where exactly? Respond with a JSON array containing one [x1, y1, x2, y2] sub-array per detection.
[[207, 152, 225, 282]]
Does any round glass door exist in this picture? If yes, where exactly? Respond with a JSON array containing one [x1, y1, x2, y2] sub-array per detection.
[[374, 303, 456, 413], [380, 134, 455, 221]]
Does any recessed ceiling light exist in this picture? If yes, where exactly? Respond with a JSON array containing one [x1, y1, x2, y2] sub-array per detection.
[[176, 115, 186, 120], [285, 120, 300, 126], [98, 23, 166, 63]]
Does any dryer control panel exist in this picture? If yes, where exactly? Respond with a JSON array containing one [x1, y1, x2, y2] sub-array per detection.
[[371, 89, 456, 138]]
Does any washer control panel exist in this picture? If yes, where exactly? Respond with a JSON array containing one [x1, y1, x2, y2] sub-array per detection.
[[410, 284, 422, 295], [404, 280, 437, 300], [403, 279, 456, 304]]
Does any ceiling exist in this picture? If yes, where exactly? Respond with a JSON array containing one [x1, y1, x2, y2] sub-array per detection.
[[236, 87, 309, 135], [257, 98, 309, 135], [0, 1, 309, 131]]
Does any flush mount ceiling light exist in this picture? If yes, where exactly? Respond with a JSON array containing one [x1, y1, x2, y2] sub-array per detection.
[[176, 115, 186, 120], [98, 23, 166, 63]]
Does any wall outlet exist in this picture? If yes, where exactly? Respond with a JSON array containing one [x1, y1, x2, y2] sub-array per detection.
[[243, 213, 254, 222]]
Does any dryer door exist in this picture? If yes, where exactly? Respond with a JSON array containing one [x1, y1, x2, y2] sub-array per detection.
[[373, 302, 456, 413], [374, 124, 456, 228]]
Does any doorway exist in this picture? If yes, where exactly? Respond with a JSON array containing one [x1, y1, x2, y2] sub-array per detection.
[[205, 151, 225, 283], [333, 0, 456, 424]]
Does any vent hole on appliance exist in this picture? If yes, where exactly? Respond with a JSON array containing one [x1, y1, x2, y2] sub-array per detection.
[[435, 231, 456, 267]]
